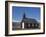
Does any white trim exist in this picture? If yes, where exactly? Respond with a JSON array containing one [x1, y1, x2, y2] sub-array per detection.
[[22, 22, 24, 29]]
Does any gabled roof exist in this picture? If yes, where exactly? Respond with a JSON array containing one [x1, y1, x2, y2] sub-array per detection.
[[22, 13, 38, 24], [22, 18, 38, 23]]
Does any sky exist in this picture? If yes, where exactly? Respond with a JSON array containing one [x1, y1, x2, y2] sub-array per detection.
[[12, 6, 40, 22]]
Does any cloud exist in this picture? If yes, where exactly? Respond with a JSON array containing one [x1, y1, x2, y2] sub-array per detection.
[[12, 20, 21, 22], [37, 20, 40, 23]]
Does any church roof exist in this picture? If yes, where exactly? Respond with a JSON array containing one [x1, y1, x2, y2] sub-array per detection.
[[22, 18, 38, 24], [22, 13, 38, 24]]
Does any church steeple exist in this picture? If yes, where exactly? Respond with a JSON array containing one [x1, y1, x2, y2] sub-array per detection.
[[23, 13, 26, 19], [23, 8, 26, 19]]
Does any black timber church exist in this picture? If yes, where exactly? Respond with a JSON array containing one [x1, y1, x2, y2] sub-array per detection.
[[21, 13, 40, 29]]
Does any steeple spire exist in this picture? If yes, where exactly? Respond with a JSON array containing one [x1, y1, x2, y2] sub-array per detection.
[[23, 13, 26, 19], [23, 8, 26, 19]]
